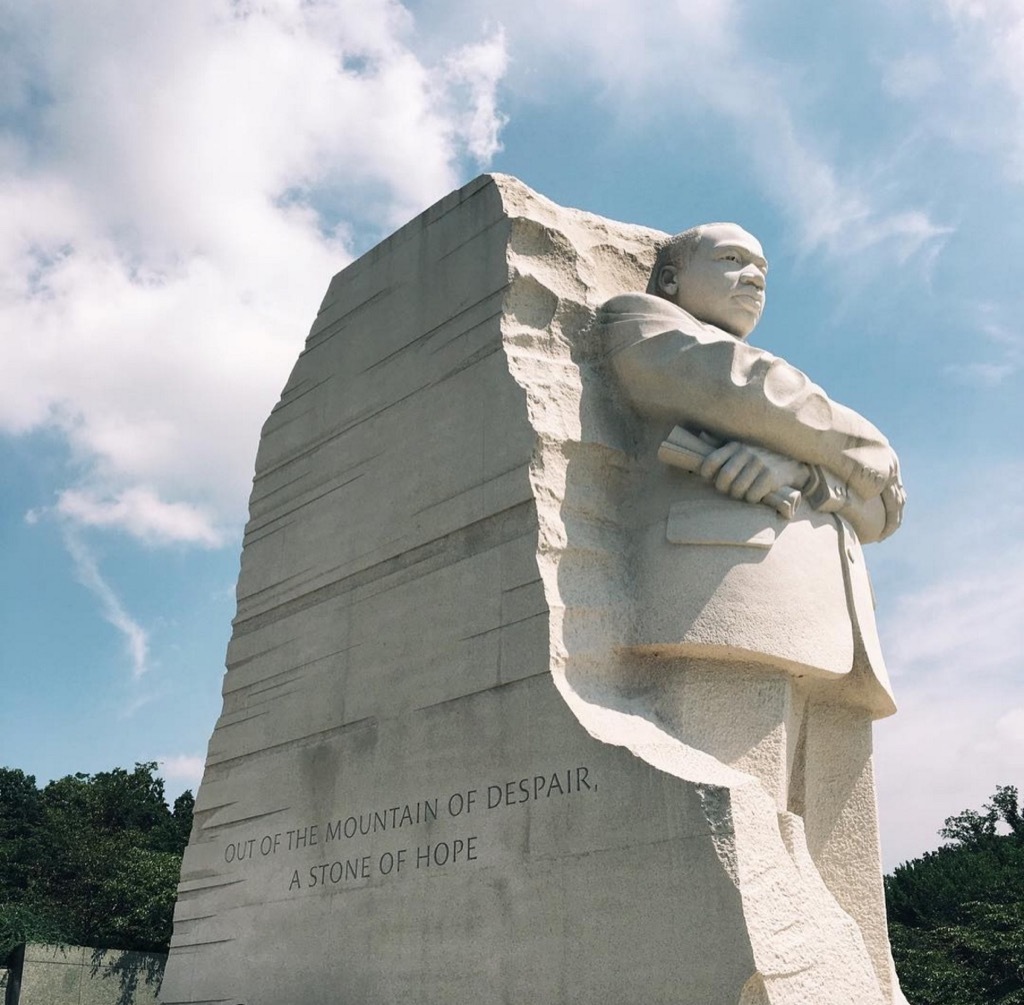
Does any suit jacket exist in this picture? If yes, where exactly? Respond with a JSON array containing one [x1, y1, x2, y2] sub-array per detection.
[[598, 293, 897, 718]]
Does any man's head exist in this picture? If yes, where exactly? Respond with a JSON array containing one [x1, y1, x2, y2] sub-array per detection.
[[647, 222, 767, 340]]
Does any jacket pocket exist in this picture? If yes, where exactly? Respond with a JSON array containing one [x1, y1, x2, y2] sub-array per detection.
[[665, 499, 781, 549]]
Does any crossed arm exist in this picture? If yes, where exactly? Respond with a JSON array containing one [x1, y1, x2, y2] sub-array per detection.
[[698, 439, 904, 543], [602, 299, 905, 542]]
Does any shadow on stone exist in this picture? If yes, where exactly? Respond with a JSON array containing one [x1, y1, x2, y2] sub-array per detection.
[[88, 947, 165, 1005]]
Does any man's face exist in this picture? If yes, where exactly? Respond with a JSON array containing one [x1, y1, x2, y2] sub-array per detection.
[[658, 223, 767, 340]]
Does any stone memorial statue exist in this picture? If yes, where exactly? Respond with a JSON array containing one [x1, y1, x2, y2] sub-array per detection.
[[161, 178, 910, 1005], [597, 222, 908, 1003]]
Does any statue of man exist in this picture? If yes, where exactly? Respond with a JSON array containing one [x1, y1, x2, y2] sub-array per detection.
[[598, 222, 907, 1003]]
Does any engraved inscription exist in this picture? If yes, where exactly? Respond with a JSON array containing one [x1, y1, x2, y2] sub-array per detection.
[[222, 764, 596, 893]]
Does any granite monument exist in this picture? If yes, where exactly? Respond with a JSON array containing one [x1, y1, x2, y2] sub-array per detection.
[[160, 177, 907, 1005]]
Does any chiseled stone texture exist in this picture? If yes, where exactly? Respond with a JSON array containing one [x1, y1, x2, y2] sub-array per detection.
[[161, 175, 897, 1005]]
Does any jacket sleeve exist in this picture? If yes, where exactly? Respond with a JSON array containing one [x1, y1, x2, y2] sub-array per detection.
[[602, 303, 897, 501]]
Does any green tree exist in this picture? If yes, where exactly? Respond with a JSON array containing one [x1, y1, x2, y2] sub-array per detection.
[[888, 784, 1024, 1005], [0, 903, 64, 961], [0, 762, 193, 958], [0, 769, 45, 898]]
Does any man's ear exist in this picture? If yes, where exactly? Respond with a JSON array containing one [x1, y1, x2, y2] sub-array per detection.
[[657, 264, 679, 298]]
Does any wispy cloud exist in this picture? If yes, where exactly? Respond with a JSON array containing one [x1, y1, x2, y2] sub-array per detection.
[[882, 53, 944, 100], [62, 530, 151, 680], [882, 0, 1024, 182], [885, 552, 1024, 680], [435, 0, 951, 270], [729, 109, 952, 268], [944, 306, 1024, 385]]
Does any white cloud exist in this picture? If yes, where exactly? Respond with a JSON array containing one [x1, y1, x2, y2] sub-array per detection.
[[157, 754, 205, 801], [1, 0, 954, 559], [57, 487, 221, 547], [441, 28, 509, 162], [884, 556, 1024, 680], [0, 1, 508, 545], [873, 477, 1024, 865], [953, 361, 1016, 385], [158, 754, 205, 784], [62, 531, 151, 680], [875, 683, 1024, 867]]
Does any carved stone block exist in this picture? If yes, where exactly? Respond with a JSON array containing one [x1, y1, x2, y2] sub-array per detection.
[[161, 176, 905, 1005]]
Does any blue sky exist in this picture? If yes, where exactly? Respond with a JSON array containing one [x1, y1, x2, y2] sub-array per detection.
[[2, 0, 1022, 868]]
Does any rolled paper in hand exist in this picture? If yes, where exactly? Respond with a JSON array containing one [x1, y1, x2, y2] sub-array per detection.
[[657, 426, 801, 520]]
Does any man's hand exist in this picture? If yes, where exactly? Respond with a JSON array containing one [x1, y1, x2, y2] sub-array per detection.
[[879, 468, 906, 541], [842, 444, 902, 504], [699, 441, 811, 505]]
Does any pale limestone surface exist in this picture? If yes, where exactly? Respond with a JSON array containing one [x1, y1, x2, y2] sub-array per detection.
[[161, 176, 906, 1005]]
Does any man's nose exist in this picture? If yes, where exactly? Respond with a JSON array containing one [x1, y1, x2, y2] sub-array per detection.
[[740, 267, 765, 290]]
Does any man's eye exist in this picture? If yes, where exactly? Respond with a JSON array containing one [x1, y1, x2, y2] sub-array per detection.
[[723, 254, 739, 262]]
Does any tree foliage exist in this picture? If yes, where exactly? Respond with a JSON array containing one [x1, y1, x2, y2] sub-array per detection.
[[0, 763, 193, 960], [887, 784, 1024, 1005]]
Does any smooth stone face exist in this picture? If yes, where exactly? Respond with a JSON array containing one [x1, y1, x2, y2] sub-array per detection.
[[170, 676, 754, 1005], [654, 223, 767, 339], [161, 175, 906, 1005]]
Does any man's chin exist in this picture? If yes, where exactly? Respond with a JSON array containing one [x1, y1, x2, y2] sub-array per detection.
[[730, 307, 762, 340], [716, 314, 758, 340]]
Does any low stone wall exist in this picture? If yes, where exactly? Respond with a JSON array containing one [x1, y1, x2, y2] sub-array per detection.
[[8, 944, 165, 1005]]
